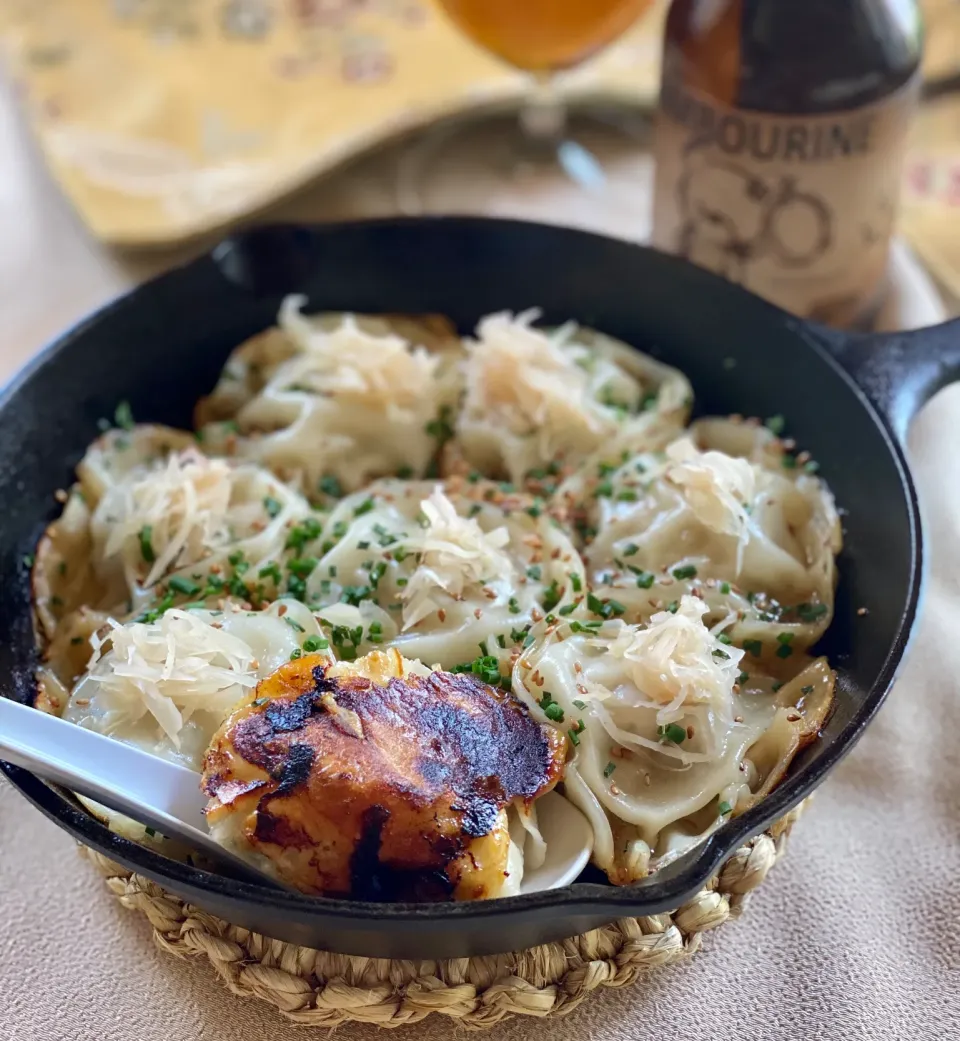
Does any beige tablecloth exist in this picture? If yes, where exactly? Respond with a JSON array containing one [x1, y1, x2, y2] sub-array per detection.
[[2, 69, 960, 1041]]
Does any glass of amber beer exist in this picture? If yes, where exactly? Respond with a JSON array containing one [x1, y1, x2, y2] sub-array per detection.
[[399, 0, 657, 213]]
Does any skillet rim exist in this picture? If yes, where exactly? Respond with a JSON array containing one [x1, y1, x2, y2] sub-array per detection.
[[0, 216, 924, 926]]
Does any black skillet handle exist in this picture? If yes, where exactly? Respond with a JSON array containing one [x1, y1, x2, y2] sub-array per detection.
[[798, 317, 960, 443]]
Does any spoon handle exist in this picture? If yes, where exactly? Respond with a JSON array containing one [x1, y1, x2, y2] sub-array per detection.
[[0, 697, 276, 884], [0, 696, 207, 829]]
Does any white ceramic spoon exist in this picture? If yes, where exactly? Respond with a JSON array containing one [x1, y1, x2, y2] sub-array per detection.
[[0, 697, 594, 894], [0, 695, 276, 884]]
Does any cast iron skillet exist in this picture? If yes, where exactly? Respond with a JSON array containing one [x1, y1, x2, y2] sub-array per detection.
[[2, 218, 959, 959]]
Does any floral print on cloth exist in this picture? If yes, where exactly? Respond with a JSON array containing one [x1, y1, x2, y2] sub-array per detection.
[[0, 0, 665, 245]]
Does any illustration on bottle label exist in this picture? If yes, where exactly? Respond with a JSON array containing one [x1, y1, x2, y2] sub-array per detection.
[[652, 77, 919, 326]]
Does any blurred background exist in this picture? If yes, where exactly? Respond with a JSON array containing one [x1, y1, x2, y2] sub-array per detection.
[[0, 0, 958, 368]]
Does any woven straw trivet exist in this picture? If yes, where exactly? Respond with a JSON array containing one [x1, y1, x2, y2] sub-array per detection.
[[79, 799, 806, 1030]]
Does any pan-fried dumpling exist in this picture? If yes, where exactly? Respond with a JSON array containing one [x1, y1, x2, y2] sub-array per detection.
[[202, 649, 566, 900], [453, 310, 692, 485], [62, 601, 332, 768], [296, 478, 586, 671], [195, 298, 464, 495], [34, 425, 312, 639], [33, 425, 198, 640], [514, 596, 835, 883], [89, 447, 309, 615], [559, 423, 840, 652]]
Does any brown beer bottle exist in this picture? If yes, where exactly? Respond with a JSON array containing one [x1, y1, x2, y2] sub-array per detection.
[[651, 0, 923, 327]]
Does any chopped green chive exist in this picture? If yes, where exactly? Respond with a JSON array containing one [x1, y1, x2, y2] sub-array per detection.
[[263, 496, 282, 518], [168, 575, 200, 597], [258, 562, 282, 585], [318, 474, 343, 498], [718, 801, 733, 816], [21, 553, 34, 568], [353, 497, 375, 517], [302, 635, 329, 653], [804, 460, 820, 474], [672, 564, 698, 580], [283, 615, 305, 633], [635, 571, 655, 589], [776, 643, 794, 659], [623, 543, 640, 558], [114, 400, 135, 431], [340, 585, 372, 607], [425, 406, 454, 442], [526, 565, 542, 581], [138, 526, 155, 564], [289, 648, 303, 660], [737, 671, 750, 686], [285, 517, 323, 552], [570, 573, 583, 593], [720, 582, 731, 595], [603, 761, 616, 778], [743, 639, 763, 657], [658, 722, 686, 744], [764, 415, 785, 436], [587, 592, 626, 619], [797, 602, 828, 623], [801, 684, 814, 695], [287, 557, 318, 577], [508, 596, 521, 615], [717, 633, 733, 645], [542, 580, 562, 613]]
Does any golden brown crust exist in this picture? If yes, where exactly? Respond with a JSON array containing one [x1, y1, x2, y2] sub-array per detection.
[[202, 654, 566, 901]]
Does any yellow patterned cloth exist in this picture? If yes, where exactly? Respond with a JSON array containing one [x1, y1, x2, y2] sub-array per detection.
[[0, 0, 664, 245]]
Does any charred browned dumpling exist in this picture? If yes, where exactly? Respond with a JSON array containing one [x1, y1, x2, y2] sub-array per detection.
[[201, 649, 566, 901]]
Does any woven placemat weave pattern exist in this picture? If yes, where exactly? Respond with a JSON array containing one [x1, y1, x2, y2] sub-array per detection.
[[81, 800, 805, 1030]]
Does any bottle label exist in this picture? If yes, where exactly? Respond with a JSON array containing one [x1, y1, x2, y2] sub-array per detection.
[[651, 74, 920, 325]]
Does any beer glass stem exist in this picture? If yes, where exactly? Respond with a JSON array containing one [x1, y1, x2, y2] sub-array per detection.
[[518, 75, 567, 147]]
